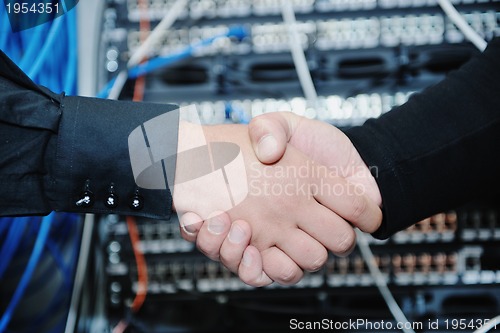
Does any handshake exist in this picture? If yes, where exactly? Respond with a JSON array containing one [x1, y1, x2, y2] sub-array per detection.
[[172, 111, 383, 287]]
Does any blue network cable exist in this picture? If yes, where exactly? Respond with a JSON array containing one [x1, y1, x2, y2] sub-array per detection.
[[27, 15, 64, 80], [23, 222, 72, 288], [0, 218, 28, 280], [64, 8, 77, 94], [97, 25, 248, 98], [129, 26, 247, 79], [0, 213, 54, 333], [26, 216, 82, 333], [0, 218, 12, 239], [0, 4, 80, 333], [0, 6, 9, 50], [18, 24, 46, 72]]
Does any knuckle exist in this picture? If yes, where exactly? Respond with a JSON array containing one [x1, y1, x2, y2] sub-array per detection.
[[277, 265, 302, 285], [308, 249, 328, 272], [220, 253, 238, 273], [348, 193, 368, 222], [334, 228, 356, 256], [238, 267, 273, 287], [248, 117, 267, 140], [196, 239, 220, 261]]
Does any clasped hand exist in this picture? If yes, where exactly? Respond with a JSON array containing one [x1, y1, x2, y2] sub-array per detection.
[[173, 112, 382, 286]]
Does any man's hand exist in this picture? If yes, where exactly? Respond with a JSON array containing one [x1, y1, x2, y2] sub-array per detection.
[[249, 112, 382, 209], [176, 121, 382, 287]]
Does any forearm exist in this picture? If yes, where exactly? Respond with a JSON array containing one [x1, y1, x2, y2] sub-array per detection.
[[346, 38, 500, 238], [49, 96, 178, 218], [0, 50, 178, 218]]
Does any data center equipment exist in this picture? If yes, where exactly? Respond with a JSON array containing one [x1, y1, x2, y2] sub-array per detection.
[[72, 0, 500, 332]]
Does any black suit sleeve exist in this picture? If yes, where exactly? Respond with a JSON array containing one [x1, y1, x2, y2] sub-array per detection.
[[346, 38, 500, 239], [0, 50, 178, 219]]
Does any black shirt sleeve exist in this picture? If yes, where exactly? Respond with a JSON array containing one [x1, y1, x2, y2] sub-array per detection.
[[0, 50, 178, 219], [345, 38, 500, 239]]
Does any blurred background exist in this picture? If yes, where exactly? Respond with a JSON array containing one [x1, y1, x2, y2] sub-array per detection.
[[0, 0, 499, 332]]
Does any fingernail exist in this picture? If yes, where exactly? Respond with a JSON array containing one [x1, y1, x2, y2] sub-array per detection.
[[257, 135, 277, 159], [242, 250, 253, 267], [207, 216, 225, 235], [182, 223, 197, 234], [228, 223, 245, 244], [180, 213, 201, 234]]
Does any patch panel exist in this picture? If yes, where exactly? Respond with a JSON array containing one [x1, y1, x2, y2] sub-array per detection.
[[188, 25, 251, 56], [393, 212, 458, 243], [461, 246, 500, 285], [120, 10, 498, 65], [126, 25, 250, 58], [127, 0, 189, 22], [391, 207, 500, 244], [105, 240, 497, 308], [316, 0, 378, 12], [445, 10, 500, 43], [125, 0, 498, 22], [210, 0, 253, 18], [188, 0, 219, 20], [326, 254, 377, 286], [253, 0, 316, 15], [380, 13, 445, 46], [461, 208, 500, 241], [377, 0, 497, 9], [251, 21, 316, 53], [100, 206, 500, 332], [325, 251, 460, 287], [134, 260, 197, 293], [127, 28, 191, 57], [316, 17, 381, 50], [176, 91, 412, 126], [392, 251, 459, 285], [104, 216, 194, 254], [196, 260, 251, 292]]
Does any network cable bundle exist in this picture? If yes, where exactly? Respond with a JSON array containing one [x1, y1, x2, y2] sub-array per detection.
[[63, 0, 500, 332], [0, 4, 82, 333]]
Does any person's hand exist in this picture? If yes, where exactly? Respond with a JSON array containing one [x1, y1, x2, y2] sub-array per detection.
[[175, 122, 382, 286], [249, 112, 382, 207], [233, 111, 383, 282]]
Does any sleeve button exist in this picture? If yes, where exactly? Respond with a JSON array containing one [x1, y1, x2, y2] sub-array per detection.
[[76, 179, 94, 208], [129, 189, 144, 210], [105, 183, 119, 208]]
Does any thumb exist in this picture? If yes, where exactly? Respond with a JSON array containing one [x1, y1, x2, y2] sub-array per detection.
[[248, 112, 300, 164]]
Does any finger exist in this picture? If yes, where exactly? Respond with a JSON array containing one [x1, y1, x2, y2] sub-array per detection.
[[179, 212, 204, 242], [196, 211, 231, 261], [297, 203, 357, 257], [261, 247, 304, 285], [238, 246, 273, 287], [220, 220, 252, 273], [311, 173, 382, 233], [275, 229, 328, 272], [248, 112, 301, 164]]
